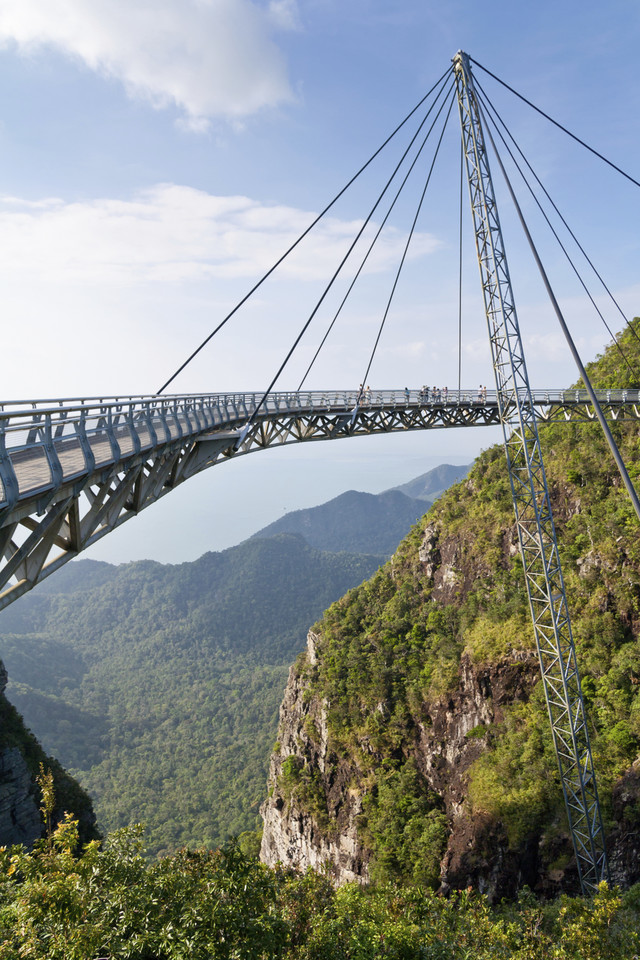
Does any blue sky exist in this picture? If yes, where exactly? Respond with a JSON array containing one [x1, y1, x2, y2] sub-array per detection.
[[1, 0, 639, 562]]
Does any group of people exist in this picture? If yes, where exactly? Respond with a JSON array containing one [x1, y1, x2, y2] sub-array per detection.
[[354, 384, 490, 405], [418, 385, 448, 402]]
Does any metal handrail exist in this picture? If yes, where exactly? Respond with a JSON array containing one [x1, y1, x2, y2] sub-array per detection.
[[0, 387, 637, 431], [0, 387, 638, 505]]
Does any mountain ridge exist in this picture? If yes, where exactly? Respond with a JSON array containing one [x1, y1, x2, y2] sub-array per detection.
[[0, 464, 468, 854], [390, 463, 471, 501], [251, 463, 471, 556]]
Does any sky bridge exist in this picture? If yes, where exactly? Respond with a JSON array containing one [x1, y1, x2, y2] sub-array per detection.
[[0, 386, 638, 612]]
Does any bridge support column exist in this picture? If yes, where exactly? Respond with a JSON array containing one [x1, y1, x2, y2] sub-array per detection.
[[454, 49, 608, 894]]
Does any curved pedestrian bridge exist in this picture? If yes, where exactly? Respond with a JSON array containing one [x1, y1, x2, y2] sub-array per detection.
[[0, 386, 637, 609]]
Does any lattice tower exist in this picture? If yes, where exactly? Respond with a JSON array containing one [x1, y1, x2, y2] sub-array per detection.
[[453, 50, 609, 894]]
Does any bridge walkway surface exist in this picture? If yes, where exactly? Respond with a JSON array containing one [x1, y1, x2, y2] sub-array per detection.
[[0, 387, 638, 609]]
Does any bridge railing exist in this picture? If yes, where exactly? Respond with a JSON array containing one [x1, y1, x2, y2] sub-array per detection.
[[1, 385, 638, 425], [0, 388, 638, 509]]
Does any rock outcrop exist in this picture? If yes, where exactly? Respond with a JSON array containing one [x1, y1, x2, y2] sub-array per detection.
[[261, 633, 370, 882], [262, 621, 640, 899], [0, 661, 42, 846], [261, 453, 640, 896], [261, 324, 640, 898], [608, 759, 640, 887], [0, 658, 98, 847], [261, 630, 543, 896]]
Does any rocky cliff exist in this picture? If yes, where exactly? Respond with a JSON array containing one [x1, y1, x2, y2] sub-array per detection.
[[261, 518, 640, 898], [261, 320, 640, 899], [260, 624, 555, 897], [261, 632, 369, 884], [0, 658, 98, 847]]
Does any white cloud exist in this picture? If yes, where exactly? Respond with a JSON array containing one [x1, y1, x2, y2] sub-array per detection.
[[523, 330, 571, 363], [268, 0, 301, 31], [0, 184, 442, 399], [1, 185, 621, 406], [0, 185, 440, 285], [0, 0, 298, 126]]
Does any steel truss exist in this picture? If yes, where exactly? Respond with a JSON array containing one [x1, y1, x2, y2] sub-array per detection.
[[0, 388, 637, 615], [454, 51, 608, 893]]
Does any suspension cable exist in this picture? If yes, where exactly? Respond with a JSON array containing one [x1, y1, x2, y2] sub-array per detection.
[[360, 94, 456, 389], [475, 84, 639, 383], [298, 78, 456, 390], [242, 77, 456, 429], [474, 76, 640, 351], [478, 95, 640, 524], [155, 67, 453, 395], [470, 57, 640, 190]]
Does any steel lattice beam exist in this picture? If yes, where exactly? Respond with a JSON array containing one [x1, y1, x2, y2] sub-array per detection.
[[0, 389, 637, 617], [454, 50, 608, 894]]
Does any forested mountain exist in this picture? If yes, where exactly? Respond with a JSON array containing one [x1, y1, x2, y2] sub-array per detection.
[[0, 534, 382, 855], [261, 322, 640, 898], [252, 489, 428, 556], [252, 464, 471, 556], [390, 463, 471, 501], [1, 460, 468, 855]]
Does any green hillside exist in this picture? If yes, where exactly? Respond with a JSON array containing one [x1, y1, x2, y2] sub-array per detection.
[[0, 534, 382, 855], [277, 320, 640, 890]]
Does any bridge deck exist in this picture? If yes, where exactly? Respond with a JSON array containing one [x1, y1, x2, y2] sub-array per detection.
[[1, 388, 638, 509], [0, 387, 638, 609]]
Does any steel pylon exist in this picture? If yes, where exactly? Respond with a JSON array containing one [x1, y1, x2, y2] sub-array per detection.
[[453, 50, 608, 894]]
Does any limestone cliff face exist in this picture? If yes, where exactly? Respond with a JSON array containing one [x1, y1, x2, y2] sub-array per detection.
[[262, 629, 640, 898], [0, 747, 43, 847], [261, 465, 640, 898], [261, 633, 369, 883], [0, 661, 42, 846], [0, 658, 98, 847], [261, 324, 640, 896], [608, 760, 640, 887], [260, 631, 542, 896]]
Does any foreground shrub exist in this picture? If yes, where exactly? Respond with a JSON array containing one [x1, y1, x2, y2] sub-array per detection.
[[0, 816, 638, 960]]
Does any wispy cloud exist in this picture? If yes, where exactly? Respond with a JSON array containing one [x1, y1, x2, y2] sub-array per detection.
[[0, 0, 299, 127], [0, 184, 441, 397], [0, 185, 439, 284]]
